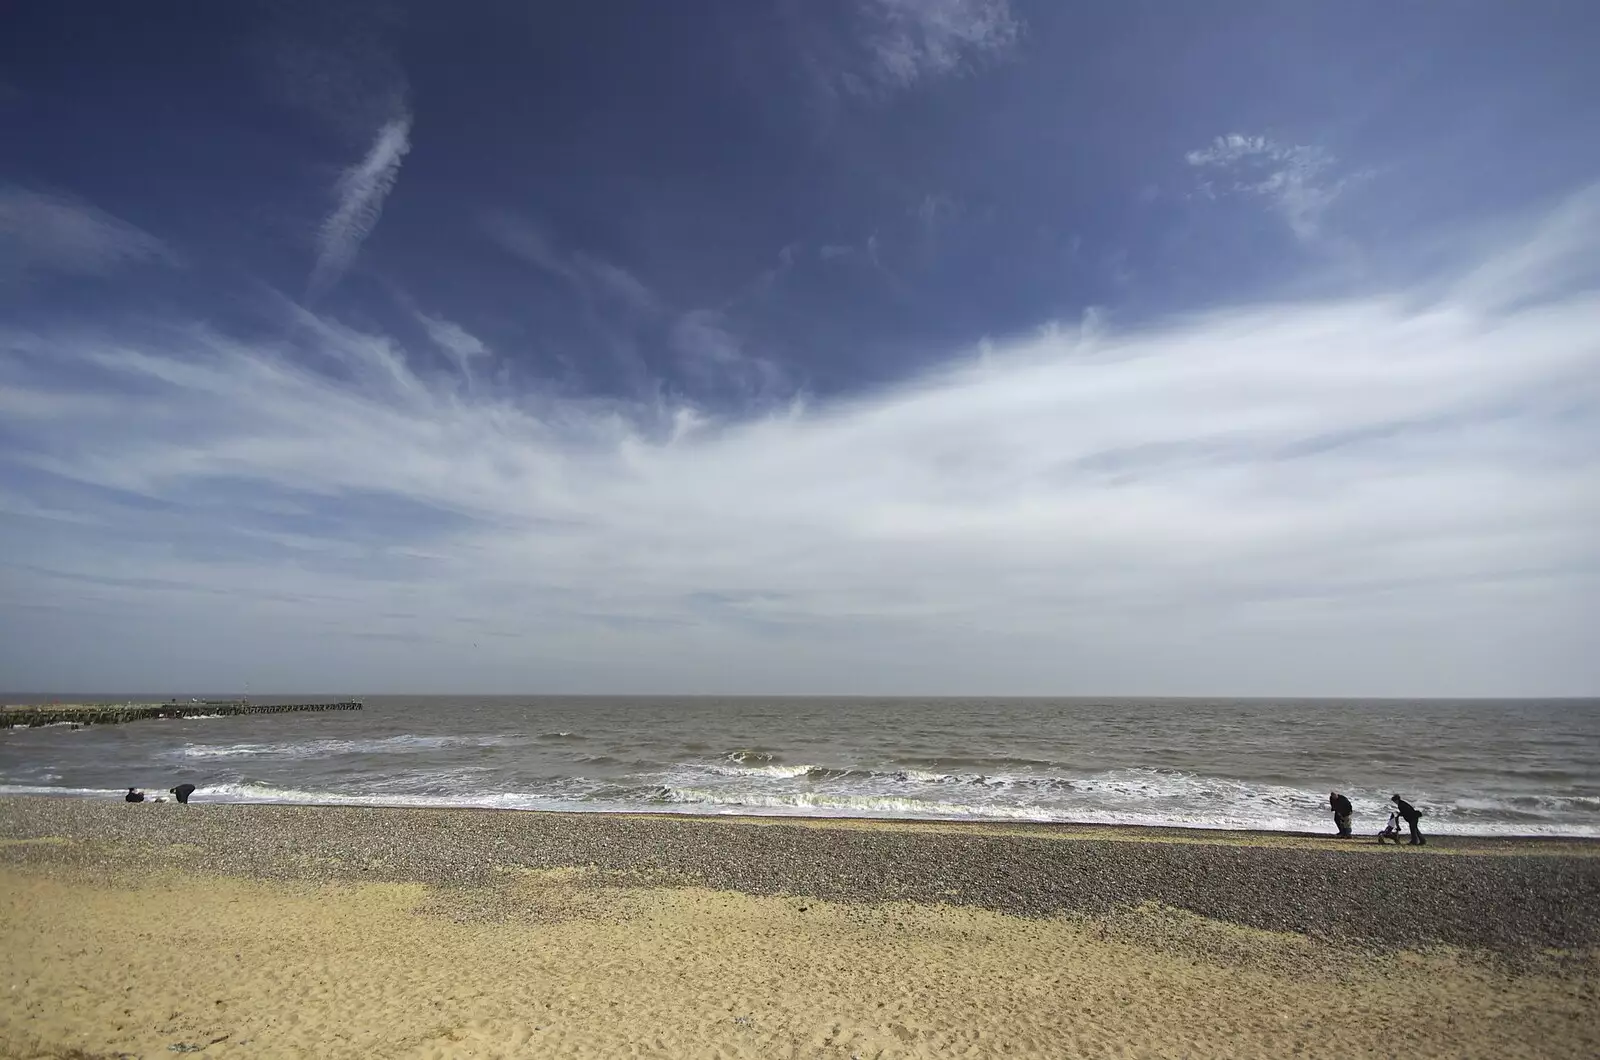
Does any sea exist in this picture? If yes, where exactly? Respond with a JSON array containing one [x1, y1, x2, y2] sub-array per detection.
[[2, 696, 1597, 836]]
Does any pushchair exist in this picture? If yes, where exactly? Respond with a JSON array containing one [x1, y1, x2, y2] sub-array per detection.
[[1377, 811, 1405, 845]]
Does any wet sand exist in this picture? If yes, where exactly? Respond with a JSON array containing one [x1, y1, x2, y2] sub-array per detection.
[[3, 796, 1598, 1059]]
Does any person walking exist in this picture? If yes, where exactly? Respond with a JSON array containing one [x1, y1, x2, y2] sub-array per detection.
[[1329, 791, 1353, 837], [1391, 794, 1425, 845]]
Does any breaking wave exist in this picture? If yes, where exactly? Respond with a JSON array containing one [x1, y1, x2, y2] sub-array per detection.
[[4, 774, 1598, 836]]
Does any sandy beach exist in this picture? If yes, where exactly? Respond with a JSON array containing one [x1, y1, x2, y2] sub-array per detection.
[[3, 797, 1598, 1059]]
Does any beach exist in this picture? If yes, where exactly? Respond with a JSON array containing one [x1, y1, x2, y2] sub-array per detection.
[[3, 797, 1598, 1059]]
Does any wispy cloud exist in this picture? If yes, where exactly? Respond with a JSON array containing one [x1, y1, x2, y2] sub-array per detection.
[[484, 214, 788, 401], [798, 0, 1020, 102], [0, 186, 172, 282], [419, 313, 491, 391], [3, 187, 1598, 693], [307, 115, 412, 299], [670, 309, 788, 402], [420, 315, 488, 363], [1186, 133, 1351, 243], [483, 214, 574, 281], [578, 256, 660, 314], [860, 0, 1021, 90], [484, 214, 659, 314]]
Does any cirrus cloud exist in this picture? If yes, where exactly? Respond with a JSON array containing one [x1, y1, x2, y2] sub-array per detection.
[[1, 186, 1597, 694], [307, 115, 412, 300], [861, 0, 1021, 90], [0, 185, 173, 282], [1186, 133, 1354, 243]]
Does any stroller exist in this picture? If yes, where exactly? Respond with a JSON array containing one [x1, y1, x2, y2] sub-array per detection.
[[1377, 811, 1405, 845]]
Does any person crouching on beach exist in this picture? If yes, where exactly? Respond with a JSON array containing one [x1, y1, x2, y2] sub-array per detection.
[[1329, 791, 1353, 837], [124, 788, 145, 803], [1391, 794, 1425, 845]]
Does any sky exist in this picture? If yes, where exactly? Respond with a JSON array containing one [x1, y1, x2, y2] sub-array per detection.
[[1, 0, 1597, 696]]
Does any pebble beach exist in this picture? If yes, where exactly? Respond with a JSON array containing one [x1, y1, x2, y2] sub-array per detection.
[[4, 796, 1599, 1058]]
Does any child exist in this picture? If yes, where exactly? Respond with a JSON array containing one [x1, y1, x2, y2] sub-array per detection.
[[1377, 811, 1404, 845]]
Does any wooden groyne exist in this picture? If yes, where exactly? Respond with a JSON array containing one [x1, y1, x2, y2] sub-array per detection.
[[0, 700, 363, 729]]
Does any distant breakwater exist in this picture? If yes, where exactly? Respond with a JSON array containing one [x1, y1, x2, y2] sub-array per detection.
[[0, 701, 363, 729]]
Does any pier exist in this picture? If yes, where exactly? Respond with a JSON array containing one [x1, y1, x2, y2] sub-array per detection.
[[0, 700, 363, 729]]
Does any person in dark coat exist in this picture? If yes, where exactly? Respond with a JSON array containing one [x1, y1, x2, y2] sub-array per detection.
[[1329, 791, 1353, 837], [1391, 794, 1425, 845], [124, 788, 145, 803], [170, 783, 196, 805]]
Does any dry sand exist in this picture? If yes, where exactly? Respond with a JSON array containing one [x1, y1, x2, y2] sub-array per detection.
[[2, 799, 1598, 1059]]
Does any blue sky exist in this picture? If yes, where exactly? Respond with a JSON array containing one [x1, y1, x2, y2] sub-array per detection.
[[2, 0, 1597, 695]]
